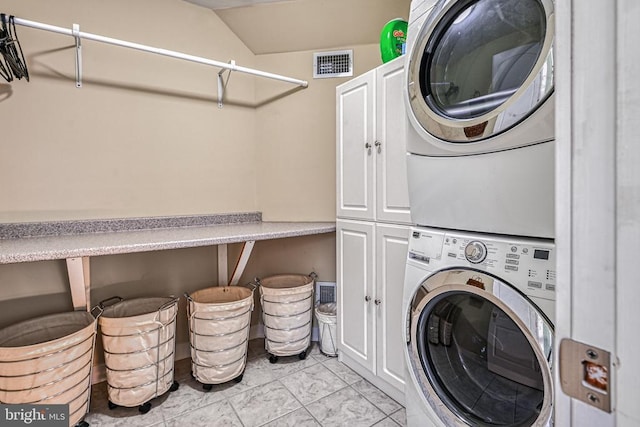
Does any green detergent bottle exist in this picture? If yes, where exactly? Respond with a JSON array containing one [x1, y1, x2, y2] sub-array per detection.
[[380, 18, 408, 63]]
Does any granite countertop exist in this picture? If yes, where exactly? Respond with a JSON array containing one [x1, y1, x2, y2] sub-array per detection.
[[0, 213, 336, 264]]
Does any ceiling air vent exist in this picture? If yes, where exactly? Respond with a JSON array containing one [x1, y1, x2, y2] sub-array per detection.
[[313, 50, 353, 79]]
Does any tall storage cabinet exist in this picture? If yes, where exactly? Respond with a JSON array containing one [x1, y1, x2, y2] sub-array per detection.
[[336, 57, 411, 404]]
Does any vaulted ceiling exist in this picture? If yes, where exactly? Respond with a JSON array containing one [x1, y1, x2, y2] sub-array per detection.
[[185, 0, 411, 55]]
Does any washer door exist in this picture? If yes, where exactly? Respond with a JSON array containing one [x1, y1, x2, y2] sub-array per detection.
[[407, 269, 553, 426], [406, 0, 554, 148]]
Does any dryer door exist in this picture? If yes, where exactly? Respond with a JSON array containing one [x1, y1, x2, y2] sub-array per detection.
[[406, 269, 553, 426], [406, 0, 554, 153]]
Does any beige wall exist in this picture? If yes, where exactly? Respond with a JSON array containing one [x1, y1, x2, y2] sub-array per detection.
[[0, 1, 388, 349], [0, 0, 258, 222], [255, 45, 382, 221], [0, 0, 384, 223]]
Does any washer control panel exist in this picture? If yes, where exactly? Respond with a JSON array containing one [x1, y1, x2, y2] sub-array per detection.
[[408, 227, 556, 300]]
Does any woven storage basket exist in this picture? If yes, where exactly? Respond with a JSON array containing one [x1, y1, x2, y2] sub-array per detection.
[[99, 297, 179, 409], [259, 274, 314, 360], [187, 285, 254, 387], [0, 310, 99, 427]]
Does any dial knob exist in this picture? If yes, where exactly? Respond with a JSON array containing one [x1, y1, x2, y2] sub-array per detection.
[[464, 241, 487, 264]]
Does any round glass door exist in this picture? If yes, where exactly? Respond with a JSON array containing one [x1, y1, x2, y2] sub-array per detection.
[[406, 0, 554, 142], [411, 287, 553, 426]]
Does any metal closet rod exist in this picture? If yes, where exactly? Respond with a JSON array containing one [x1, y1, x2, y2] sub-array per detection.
[[11, 16, 309, 88]]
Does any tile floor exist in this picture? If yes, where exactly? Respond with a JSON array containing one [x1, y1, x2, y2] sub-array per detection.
[[85, 339, 407, 427]]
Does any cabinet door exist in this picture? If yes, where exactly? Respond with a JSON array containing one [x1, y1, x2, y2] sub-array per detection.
[[375, 223, 409, 394], [337, 219, 375, 373], [337, 71, 376, 220], [375, 58, 412, 224]]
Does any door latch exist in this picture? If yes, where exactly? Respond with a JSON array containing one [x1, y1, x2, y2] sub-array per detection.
[[559, 338, 611, 413]]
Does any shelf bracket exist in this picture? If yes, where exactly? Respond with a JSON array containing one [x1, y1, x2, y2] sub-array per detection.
[[217, 60, 235, 108], [217, 244, 228, 285], [229, 240, 255, 286], [72, 23, 82, 88], [66, 256, 90, 311]]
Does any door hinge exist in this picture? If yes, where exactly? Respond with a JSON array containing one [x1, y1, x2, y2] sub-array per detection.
[[559, 338, 611, 413]]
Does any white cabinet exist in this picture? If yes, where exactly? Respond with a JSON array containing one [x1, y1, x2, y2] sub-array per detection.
[[336, 219, 409, 403], [336, 58, 411, 225], [374, 223, 410, 392], [336, 58, 412, 403], [337, 219, 375, 372]]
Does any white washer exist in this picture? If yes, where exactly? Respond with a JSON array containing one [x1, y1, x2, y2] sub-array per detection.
[[402, 226, 555, 426], [404, 0, 555, 238]]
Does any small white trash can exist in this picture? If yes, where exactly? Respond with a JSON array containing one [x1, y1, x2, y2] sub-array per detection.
[[315, 303, 337, 357]]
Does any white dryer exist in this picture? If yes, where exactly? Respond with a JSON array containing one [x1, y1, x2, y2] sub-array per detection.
[[402, 226, 555, 426], [404, 0, 555, 238]]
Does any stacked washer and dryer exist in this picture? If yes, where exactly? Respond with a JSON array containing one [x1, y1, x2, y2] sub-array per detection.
[[401, 0, 557, 426]]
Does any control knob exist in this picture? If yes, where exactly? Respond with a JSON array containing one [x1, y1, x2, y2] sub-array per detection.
[[464, 241, 487, 264]]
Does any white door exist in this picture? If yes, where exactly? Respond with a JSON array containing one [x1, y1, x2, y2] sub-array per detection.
[[337, 71, 375, 220], [375, 223, 410, 394], [337, 219, 375, 373], [555, 0, 640, 426], [375, 59, 412, 224]]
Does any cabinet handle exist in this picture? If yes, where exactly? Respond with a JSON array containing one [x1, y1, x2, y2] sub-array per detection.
[[375, 141, 381, 153], [365, 295, 371, 302], [365, 142, 372, 155], [375, 299, 381, 305]]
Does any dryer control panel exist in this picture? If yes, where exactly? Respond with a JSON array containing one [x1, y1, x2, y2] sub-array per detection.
[[408, 227, 556, 302]]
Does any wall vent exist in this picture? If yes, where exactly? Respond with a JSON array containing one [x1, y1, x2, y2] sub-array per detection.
[[313, 50, 353, 79], [315, 281, 336, 304]]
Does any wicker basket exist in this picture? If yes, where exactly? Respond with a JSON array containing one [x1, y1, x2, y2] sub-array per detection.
[[99, 296, 179, 412], [186, 284, 254, 389], [259, 274, 314, 362], [0, 310, 99, 427]]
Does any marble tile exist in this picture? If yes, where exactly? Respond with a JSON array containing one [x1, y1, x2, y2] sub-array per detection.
[[390, 408, 407, 426], [217, 357, 279, 397], [85, 338, 404, 427], [260, 407, 321, 427], [352, 379, 402, 415], [309, 342, 337, 363], [228, 380, 301, 427], [262, 353, 321, 380], [165, 399, 243, 427], [322, 358, 363, 385], [85, 398, 165, 427], [306, 386, 386, 427], [85, 381, 165, 427], [280, 363, 348, 405], [157, 376, 227, 420], [373, 417, 401, 427]]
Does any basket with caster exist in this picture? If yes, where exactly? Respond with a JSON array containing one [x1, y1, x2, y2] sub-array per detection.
[[186, 283, 255, 390], [0, 307, 101, 427], [259, 273, 315, 362], [98, 296, 180, 411]]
